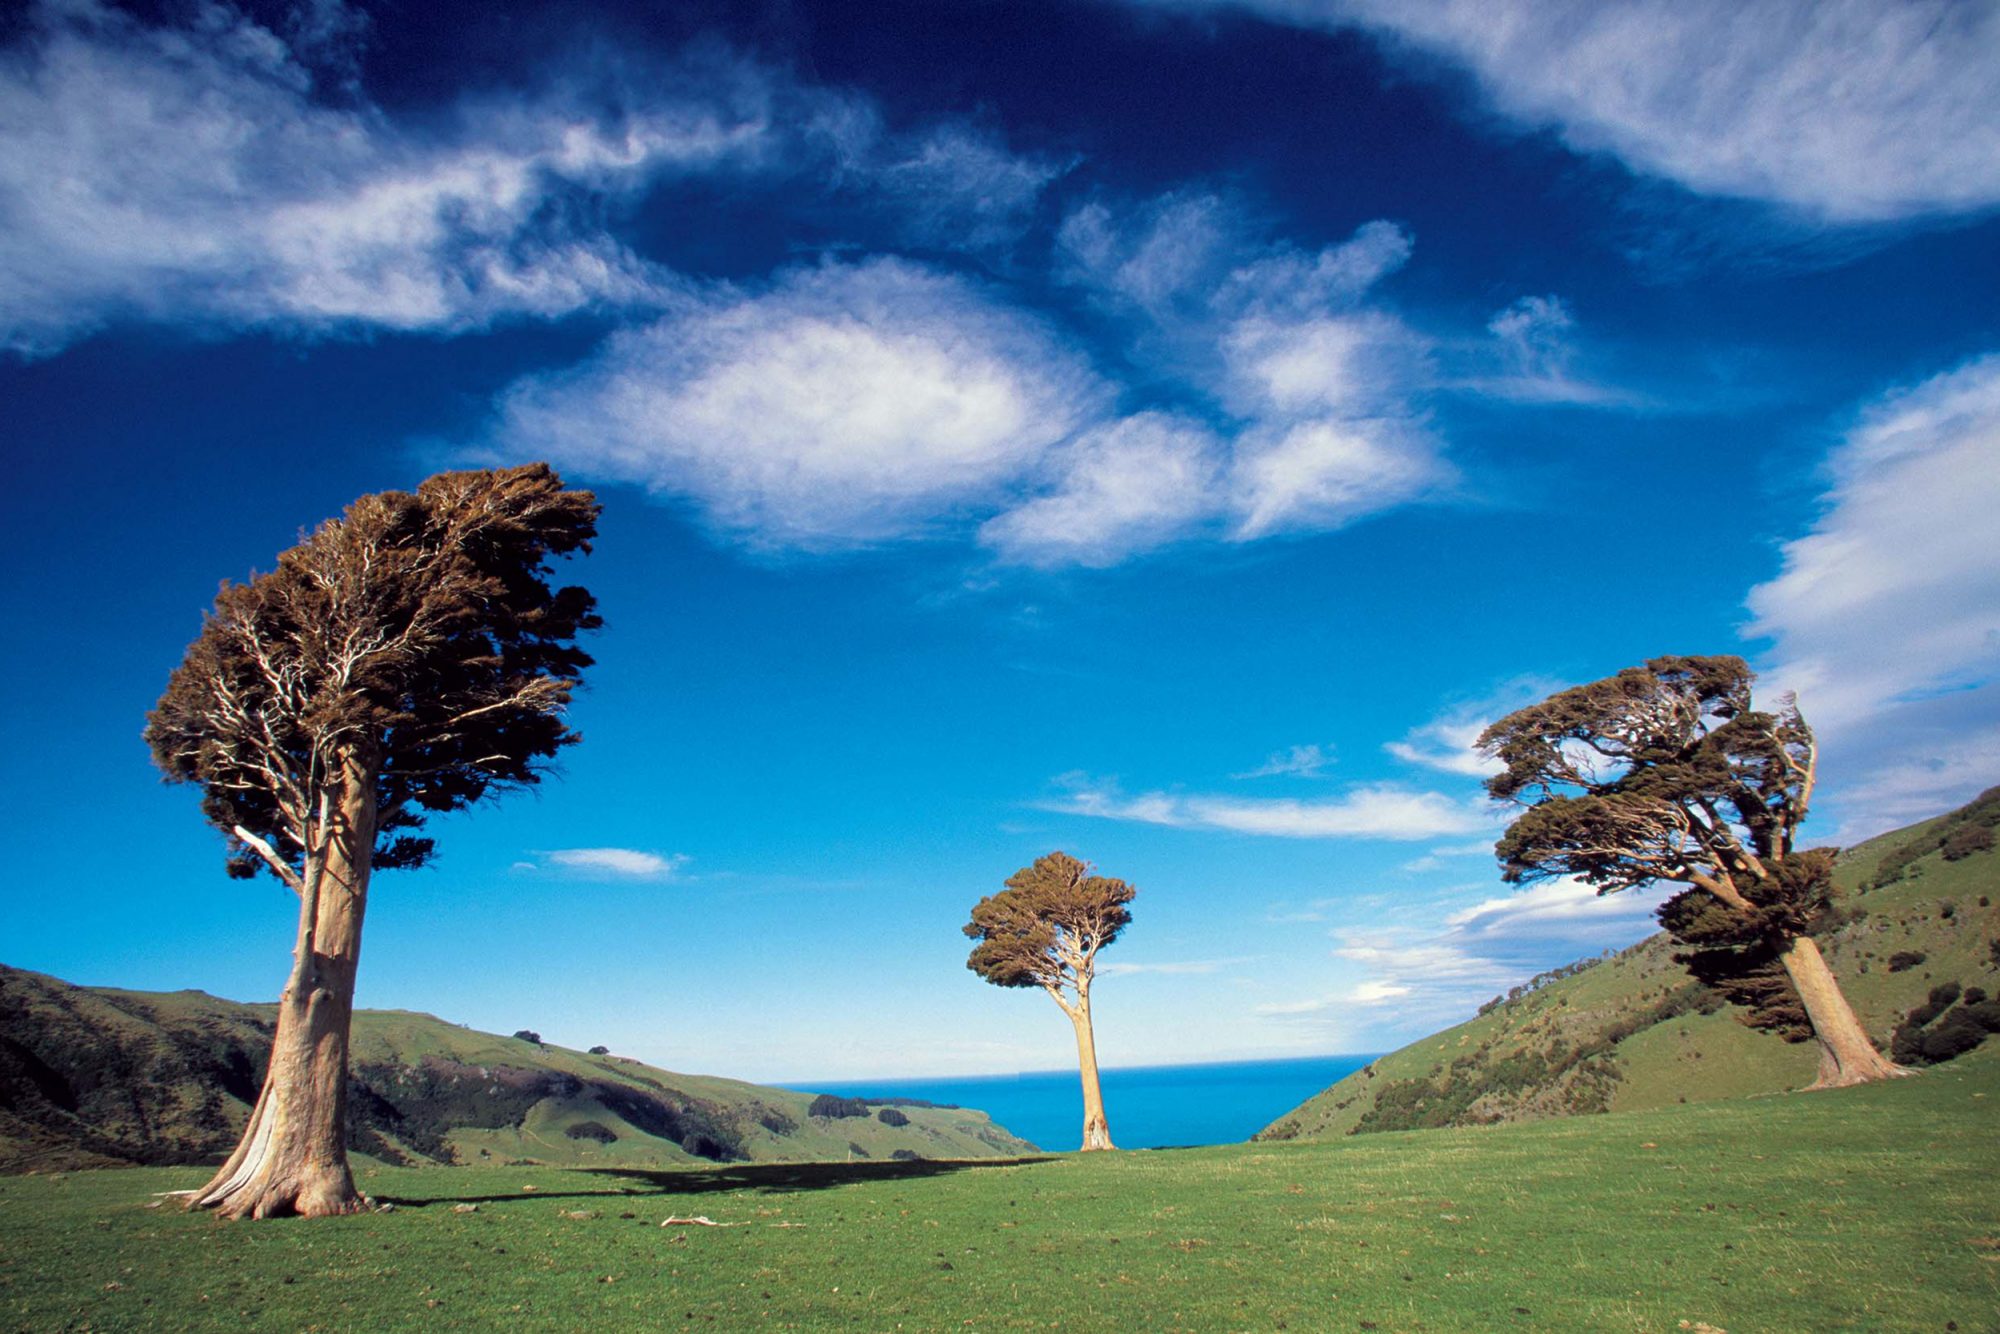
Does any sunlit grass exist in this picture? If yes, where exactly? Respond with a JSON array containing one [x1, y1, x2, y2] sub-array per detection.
[[4, 1050, 1994, 1331]]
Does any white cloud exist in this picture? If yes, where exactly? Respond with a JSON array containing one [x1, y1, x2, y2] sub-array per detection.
[[1746, 352, 2000, 837], [494, 257, 1104, 549], [1140, 0, 2000, 224], [542, 848, 688, 879], [978, 412, 1225, 567], [1229, 416, 1444, 540], [0, 2, 1067, 354], [1235, 743, 1335, 780], [0, 1, 762, 351], [1098, 956, 1257, 978], [1386, 679, 1561, 778], [1444, 877, 1666, 939], [1048, 775, 1489, 840]]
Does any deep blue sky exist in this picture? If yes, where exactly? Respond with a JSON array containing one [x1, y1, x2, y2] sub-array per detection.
[[3, 0, 1996, 1081]]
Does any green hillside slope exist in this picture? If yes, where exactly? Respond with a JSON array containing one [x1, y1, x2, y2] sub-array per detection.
[[0, 968, 1034, 1173], [1260, 787, 2000, 1141]]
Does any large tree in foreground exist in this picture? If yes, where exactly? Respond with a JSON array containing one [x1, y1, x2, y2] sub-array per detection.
[[965, 852, 1134, 1151], [1479, 655, 1907, 1089], [145, 464, 600, 1217]]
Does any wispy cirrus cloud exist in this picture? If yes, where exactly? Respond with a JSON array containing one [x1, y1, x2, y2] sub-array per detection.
[[1747, 352, 2000, 838], [1131, 0, 2000, 225], [1385, 678, 1559, 778], [1234, 743, 1336, 780], [539, 848, 689, 879], [0, 1, 1066, 355], [1098, 956, 1258, 978], [1046, 773, 1489, 840]]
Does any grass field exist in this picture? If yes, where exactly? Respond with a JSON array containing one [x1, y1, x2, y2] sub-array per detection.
[[5, 1049, 1995, 1332]]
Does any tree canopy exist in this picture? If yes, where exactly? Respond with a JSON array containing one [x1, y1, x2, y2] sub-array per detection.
[[146, 463, 601, 886], [1482, 655, 1816, 907], [964, 851, 1134, 1005]]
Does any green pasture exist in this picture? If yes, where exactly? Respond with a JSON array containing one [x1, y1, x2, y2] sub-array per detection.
[[5, 1048, 1995, 1332]]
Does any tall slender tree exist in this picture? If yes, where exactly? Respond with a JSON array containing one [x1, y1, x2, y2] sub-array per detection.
[[965, 852, 1134, 1151], [1479, 655, 1908, 1089], [145, 464, 601, 1217]]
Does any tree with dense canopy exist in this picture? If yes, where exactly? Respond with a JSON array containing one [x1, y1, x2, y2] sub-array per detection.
[[965, 852, 1135, 1150], [1479, 655, 1907, 1089], [145, 464, 600, 1217]]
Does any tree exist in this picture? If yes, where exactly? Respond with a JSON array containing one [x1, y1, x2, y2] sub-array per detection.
[[1479, 655, 1908, 1089], [964, 852, 1134, 1150], [145, 463, 600, 1217]]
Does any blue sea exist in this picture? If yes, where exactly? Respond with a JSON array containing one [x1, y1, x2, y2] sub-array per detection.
[[803, 1054, 1377, 1152]]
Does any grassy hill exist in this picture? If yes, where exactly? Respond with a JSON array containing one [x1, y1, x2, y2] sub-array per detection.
[[0, 967, 1034, 1174], [2, 1046, 1993, 1331], [1260, 787, 2000, 1142]]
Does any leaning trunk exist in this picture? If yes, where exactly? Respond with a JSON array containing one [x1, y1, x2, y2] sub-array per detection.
[[191, 752, 379, 1218], [1777, 934, 1912, 1089], [1070, 992, 1114, 1152]]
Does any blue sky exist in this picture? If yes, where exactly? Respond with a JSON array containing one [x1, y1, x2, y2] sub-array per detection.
[[2, 0, 1996, 1083]]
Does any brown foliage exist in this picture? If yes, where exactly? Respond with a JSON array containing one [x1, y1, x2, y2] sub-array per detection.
[[963, 851, 1134, 999], [145, 463, 601, 881]]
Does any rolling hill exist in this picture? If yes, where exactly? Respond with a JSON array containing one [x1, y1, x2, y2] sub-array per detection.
[[1259, 786, 2000, 1141], [0, 968, 1034, 1173]]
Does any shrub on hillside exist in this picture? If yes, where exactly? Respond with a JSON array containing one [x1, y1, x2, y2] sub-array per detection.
[[588, 1045, 610, 1056], [891, 1148, 922, 1161], [877, 1107, 910, 1127], [512, 1030, 542, 1045], [808, 1094, 869, 1119], [565, 1120, 617, 1144], [1886, 951, 1927, 973], [1890, 983, 2000, 1066], [1942, 824, 1994, 861]]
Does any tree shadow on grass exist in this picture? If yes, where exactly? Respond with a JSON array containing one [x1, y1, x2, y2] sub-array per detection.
[[376, 1155, 1054, 1209]]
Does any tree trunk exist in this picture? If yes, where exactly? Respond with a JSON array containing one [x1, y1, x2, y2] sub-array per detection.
[[191, 750, 379, 1218], [1070, 993, 1114, 1152], [1777, 934, 1912, 1089]]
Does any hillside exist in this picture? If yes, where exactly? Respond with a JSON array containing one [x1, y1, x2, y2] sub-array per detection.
[[1260, 786, 2000, 1141], [0, 968, 1034, 1174]]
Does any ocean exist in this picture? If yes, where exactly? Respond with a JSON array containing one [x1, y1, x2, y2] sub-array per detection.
[[802, 1053, 1377, 1152]]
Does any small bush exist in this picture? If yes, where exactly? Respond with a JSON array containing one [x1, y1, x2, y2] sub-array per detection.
[[891, 1149, 922, 1162], [847, 1141, 870, 1158], [565, 1120, 617, 1144], [512, 1029, 542, 1044], [808, 1094, 870, 1119], [680, 1131, 731, 1161], [877, 1107, 910, 1127], [1942, 824, 1994, 861], [1886, 951, 1927, 973], [588, 1045, 610, 1056]]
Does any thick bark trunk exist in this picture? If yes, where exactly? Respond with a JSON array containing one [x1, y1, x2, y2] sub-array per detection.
[[191, 749, 379, 1218], [1070, 994, 1114, 1152], [1778, 934, 1912, 1089]]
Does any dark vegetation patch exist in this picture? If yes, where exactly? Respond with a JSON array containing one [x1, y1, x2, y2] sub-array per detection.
[[564, 1120, 617, 1144], [1353, 981, 1726, 1135], [1866, 785, 2000, 889], [1890, 983, 2000, 1066], [807, 1094, 870, 1119], [876, 1107, 910, 1127]]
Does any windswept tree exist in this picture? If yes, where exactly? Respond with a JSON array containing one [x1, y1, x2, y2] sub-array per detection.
[[1479, 655, 1907, 1089], [145, 464, 601, 1217], [965, 852, 1135, 1151]]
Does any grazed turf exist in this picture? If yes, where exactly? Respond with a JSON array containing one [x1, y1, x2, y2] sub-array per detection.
[[5, 1048, 1995, 1332]]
